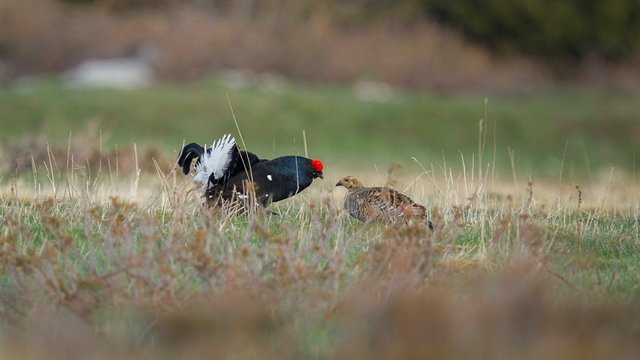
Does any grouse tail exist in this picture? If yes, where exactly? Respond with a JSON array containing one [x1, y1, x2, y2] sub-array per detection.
[[194, 134, 237, 188], [177, 143, 205, 175]]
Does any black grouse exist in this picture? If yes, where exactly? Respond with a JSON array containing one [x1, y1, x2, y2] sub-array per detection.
[[177, 134, 264, 189], [177, 134, 324, 208], [335, 175, 432, 228]]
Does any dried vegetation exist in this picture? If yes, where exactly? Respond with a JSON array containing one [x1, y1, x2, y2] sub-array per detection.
[[0, 0, 546, 92], [1, 136, 639, 359]]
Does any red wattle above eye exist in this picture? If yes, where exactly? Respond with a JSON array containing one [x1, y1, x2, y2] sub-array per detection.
[[311, 160, 323, 172]]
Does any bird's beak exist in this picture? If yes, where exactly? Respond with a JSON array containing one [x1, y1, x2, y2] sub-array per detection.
[[318, 172, 324, 179], [335, 180, 341, 187]]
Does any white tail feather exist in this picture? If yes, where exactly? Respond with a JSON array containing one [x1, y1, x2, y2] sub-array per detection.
[[194, 134, 236, 189]]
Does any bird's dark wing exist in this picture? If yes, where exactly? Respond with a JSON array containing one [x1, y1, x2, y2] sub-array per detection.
[[234, 151, 265, 174], [210, 148, 265, 186], [206, 178, 273, 209], [177, 143, 204, 175], [205, 155, 318, 209]]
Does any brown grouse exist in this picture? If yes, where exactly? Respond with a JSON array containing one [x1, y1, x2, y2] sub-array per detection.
[[336, 176, 431, 227], [178, 135, 324, 208]]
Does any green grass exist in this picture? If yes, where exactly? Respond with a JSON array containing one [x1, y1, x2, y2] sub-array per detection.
[[1, 77, 639, 177]]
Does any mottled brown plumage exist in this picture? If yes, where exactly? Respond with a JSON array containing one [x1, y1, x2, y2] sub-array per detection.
[[336, 176, 431, 227]]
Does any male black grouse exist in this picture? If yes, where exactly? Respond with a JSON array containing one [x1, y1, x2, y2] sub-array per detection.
[[335, 175, 432, 229], [178, 134, 324, 208]]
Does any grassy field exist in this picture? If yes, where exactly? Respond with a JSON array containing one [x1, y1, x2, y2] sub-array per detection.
[[1, 167, 639, 359], [1, 77, 640, 358], [1, 76, 639, 178]]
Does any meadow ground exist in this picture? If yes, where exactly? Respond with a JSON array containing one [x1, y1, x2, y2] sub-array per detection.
[[0, 77, 639, 359], [2, 75, 640, 176]]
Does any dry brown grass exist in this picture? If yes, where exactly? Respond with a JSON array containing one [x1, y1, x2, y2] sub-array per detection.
[[0, 121, 172, 184], [1, 138, 639, 359]]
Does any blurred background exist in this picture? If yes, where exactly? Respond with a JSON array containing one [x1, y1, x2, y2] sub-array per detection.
[[1, 0, 639, 180]]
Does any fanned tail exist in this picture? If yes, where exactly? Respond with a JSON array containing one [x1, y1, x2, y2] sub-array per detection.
[[194, 134, 237, 189]]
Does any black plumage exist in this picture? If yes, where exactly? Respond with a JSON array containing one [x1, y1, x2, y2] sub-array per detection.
[[207, 156, 324, 207], [177, 142, 264, 188], [177, 143, 205, 175], [177, 136, 323, 209]]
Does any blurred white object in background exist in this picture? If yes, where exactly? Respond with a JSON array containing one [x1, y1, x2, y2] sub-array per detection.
[[220, 68, 286, 92], [64, 45, 157, 90], [353, 79, 396, 103]]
